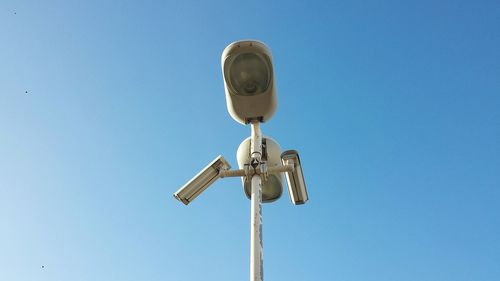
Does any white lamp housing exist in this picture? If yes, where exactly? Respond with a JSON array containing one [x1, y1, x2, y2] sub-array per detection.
[[221, 40, 277, 125], [237, 136, 283, 202], [174, 155, 231, 205]]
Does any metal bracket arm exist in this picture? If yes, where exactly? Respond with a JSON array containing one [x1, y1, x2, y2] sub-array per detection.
[[219, 164, 294, 178]]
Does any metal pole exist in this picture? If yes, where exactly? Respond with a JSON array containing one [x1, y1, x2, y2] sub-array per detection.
[[250, 121, 263, 281]]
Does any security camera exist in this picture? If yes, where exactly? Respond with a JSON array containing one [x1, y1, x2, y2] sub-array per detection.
[[221, 40, 277, 125], [237, 136, 283, 202], [173, 155, 231, 205], [281, 150, 308, 205]]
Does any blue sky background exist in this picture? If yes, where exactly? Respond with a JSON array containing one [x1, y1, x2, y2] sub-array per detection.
[[1, 0, 499, 280]]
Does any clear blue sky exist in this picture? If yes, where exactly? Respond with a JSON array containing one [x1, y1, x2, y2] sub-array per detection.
[[1, 0, 499, 280]]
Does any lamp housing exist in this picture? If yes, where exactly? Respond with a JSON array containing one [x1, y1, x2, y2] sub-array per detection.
[[221, 40, 277, 125], [237, 136, 283, 202]]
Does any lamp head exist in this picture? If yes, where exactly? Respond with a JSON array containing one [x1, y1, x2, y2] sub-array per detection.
[[237, 136, 283, 202], [221, 40, 277, 125]]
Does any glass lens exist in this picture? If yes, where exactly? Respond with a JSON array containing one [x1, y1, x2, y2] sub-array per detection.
[[262, 174, 282, 202], [228, 53, 270, 96]]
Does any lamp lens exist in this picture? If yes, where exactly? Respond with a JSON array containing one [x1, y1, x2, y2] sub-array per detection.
[[262, 174, 282, 202], [228, 53, 270, 96]]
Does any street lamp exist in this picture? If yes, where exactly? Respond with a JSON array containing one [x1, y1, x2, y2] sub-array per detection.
[[173, 40, 309, 281]]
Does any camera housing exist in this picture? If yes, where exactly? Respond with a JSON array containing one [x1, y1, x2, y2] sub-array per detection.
[[221, 40, 277, 125], [281, 150, 308, 205], [173, 155, 231, 205]]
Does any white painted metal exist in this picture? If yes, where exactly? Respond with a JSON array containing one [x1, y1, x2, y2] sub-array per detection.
[[250, 174, 263, 281], [219, 164, 294, 178], [237, 136, 284, 202], [173, 155, 231, 205], [281, 150, 309, 205], [250, 121, 263, 281], [250, 122, 262, 160], [219, 169, 247, 178], [221, 40, 277, 125]]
